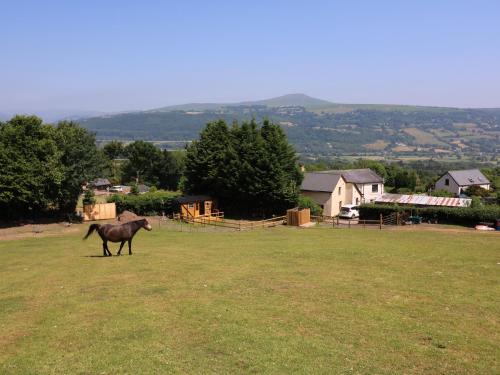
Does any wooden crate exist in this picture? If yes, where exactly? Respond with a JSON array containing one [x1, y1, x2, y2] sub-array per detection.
[[287, 208, 311, 226], [83, 203, 116, 221]]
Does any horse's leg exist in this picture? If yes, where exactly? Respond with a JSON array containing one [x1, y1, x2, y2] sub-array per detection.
[[102, 242, 107, 257], [117, 240, 125, 256], [104, 241, 112, 256], [128, 239, 133, 255]]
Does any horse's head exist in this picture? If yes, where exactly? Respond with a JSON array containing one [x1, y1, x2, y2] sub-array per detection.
[[142, 218, 153, 231]]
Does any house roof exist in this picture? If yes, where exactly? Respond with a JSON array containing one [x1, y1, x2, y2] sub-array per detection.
[[318, 169, 384, 184], [176, 195, 212, 204], [91, 178, 111, 187], [376, 193, 471, 207], [301, 173, 343, 192], [446, 169, 490, 186]]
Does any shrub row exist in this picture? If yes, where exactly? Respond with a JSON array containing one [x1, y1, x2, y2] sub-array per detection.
[[107, 191, 181, 216], [360, 204, 500, 226]]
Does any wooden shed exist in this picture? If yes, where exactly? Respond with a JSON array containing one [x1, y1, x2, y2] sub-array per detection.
[[286, 208, 311, 226], [177, 195, 214, 219]]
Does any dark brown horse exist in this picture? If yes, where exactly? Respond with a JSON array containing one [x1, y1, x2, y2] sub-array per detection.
[[83, 219, 152, 256]]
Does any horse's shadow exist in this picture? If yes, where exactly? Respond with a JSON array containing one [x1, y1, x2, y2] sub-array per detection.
[[81, 255, 112, 258]]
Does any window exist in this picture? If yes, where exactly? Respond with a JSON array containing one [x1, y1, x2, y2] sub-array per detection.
[[356, 198, 359, 205], [338, 186, 342, 195], [372, 184, 378, 193], [445, 178, 449, 186]]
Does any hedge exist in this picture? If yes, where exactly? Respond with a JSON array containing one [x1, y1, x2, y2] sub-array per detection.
[[360, 204, 500, 226], [107, 191, 181, 216]]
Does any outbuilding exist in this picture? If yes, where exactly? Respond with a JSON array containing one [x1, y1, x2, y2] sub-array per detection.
[[176, 195, 214, 219]]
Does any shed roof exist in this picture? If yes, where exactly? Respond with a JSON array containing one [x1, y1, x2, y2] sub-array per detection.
[[318, 169, 383, 184], [91, 178, 111, 187], [176, 195, 212, 204], [301, 173, 343, 192], [375, 193, 471, 207], [447, 169, 490, 186]]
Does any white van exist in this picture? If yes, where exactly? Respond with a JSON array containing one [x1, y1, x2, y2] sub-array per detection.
[[339, 204, 359, 219]]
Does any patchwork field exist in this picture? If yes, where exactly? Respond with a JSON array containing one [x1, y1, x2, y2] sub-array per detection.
[[0, 225, 498, 374]]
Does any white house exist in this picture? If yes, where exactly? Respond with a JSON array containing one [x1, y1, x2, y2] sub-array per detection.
[[434, 169, 490, 196], [300, 169, 384, 216]]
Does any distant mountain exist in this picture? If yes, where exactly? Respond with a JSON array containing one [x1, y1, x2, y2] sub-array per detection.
[[150, 93, 335, 112], [0, 109, 105, 123]]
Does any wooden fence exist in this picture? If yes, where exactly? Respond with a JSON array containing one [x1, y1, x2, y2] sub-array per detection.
[[179, 213, 286, 231], [82, 203, 116, 221]]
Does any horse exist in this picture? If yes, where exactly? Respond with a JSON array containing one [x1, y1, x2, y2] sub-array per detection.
[[83, 218, 152, 256]]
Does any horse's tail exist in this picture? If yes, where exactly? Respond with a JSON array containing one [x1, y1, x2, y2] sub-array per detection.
[[83, 224, 100, 240]]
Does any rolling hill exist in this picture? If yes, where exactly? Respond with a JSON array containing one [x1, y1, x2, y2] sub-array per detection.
[[74, 94, 500, 159]]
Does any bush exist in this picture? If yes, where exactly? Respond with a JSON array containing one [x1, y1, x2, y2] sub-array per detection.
[[107, 190, 181, 216], [82, 190, 96, 206], [430, 189, 454, 197], [359, 204, 500, 226], [298, 195, 323, 216]]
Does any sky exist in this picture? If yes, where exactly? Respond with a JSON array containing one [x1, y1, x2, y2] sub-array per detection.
[[1, 0, 500, 113]]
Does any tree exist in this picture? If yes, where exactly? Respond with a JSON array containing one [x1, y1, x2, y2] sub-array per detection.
[[0, 116, 102, 219], [54, 121, 105, 214], [183, 119, 302, 217], [0, 116, 63, 219], [121, 141, 184, 190], [103, 140, 125, 160], [122, 141, 162, 185]]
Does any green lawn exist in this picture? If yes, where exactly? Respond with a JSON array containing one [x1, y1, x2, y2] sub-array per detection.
[[0, 226, 498, 374]]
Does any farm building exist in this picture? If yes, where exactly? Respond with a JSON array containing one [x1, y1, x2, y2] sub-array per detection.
[[176, 195, 214, 219], [434, 169, 490, 196], [301, 169, 384, 216], [375, 193, 471, 207]]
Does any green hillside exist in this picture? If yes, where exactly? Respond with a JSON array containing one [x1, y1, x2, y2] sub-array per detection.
[[78, 94, 500, 160]]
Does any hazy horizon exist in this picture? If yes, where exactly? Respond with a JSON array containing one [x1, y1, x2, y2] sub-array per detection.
[[2, 1, 499, 113]]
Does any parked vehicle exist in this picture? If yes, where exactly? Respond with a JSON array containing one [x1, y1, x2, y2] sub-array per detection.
[[339, 204, 359, 219], [109, 185, 124, 193]]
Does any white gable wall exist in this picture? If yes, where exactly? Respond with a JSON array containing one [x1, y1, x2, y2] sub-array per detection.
[[357, 182, 384, 203]]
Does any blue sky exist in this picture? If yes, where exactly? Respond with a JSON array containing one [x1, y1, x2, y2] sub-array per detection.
[[1, 0, 499, 112]]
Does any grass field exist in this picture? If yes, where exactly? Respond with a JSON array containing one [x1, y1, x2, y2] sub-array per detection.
[[0, 225, 499, 374]]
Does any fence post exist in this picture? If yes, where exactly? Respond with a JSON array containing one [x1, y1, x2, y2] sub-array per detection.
[[379, 214, 383, 230], [348, 219, 351, 228]]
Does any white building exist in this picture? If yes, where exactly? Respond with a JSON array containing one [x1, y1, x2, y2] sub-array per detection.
[[434, 169, 490, 196], [300, 169, 384, 216]]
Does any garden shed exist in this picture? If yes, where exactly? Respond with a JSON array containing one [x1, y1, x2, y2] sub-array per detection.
[[176, 195, 214, 219]]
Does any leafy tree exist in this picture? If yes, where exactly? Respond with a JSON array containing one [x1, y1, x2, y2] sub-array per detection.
[[121, 141, 184, 190], [0, 116, 63, 218], [183, 119, 302, 217], [103, 140, 125, 160], [122, 141, 160, 184], [0, 116, 102, 219], [54, 121, 105, 214]]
